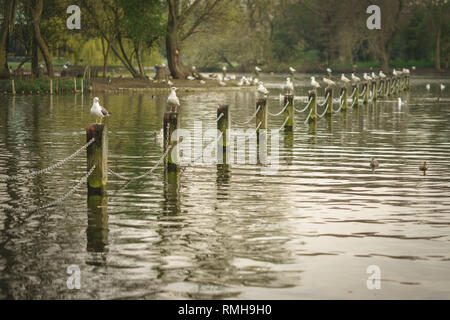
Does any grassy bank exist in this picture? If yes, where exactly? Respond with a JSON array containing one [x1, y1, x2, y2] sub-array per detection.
[[0, 77, 89, 94]]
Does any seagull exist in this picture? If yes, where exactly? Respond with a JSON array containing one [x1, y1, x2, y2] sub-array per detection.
[[398, 97, 406, 108], [351, 73, 360, 83], [326, 68, 332, 75], [323, 77, 336, 87], [371, 72, 379, 80], [370, 158, 379, 172], [186, 75, 195, 80], [168, 79, 173, 86], [253, 78, 259, 85], [255, 66, 262, 73], [426, 84, 431, 91], [91, 97, 111, 124], [379, 71, 386, 79], [257, 81, 269, 99], [167, 87, 180, 112], [441, 84, 445, 91], [192, 66, 197, 71], [341, 74, 351, 83], [285, 77, 294, 94], [363, 73, 372, 81], [403, 68, 410, 75], [419, 161, 428, 176], [289, 67, 296, 74], [200, 80, 206, 84], [412, 66, 416, 70], [311, 76, 320, 89]]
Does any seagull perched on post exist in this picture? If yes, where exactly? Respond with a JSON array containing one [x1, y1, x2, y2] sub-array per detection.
[[289, 67, 296, 75], [311, 76, 320, 89], [167, 87, 180, 112], [257, 81, 269, 99], [341, 74, 351, 84], [441, 84, 446, 91], [91, 97, 111, 124], [371, 72, 379, 80], [426, 84, 431, 91], [351, 73, 360, 83], [255, 66, 262, 73], [285, 77, 294, 94], [323, 77, 336, 87], [379, 71, 386, 79], [363, 73, 372, 81], [326, 68, 332, 75]]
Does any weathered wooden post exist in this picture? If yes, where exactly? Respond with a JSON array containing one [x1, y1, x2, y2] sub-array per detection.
[[87, 195, 109, 253], [217, 104, 229, 164], [308, 90, 317, 123], [340, 87, 347, 111], [325, 87, 333, 116], [363, 82, 369, 105], [74, 77, 77, 92], [56, 78, 59, 93], [386, 78, 391, 96], [352, 84, 359, 107], [11, 79, 16, 95], [396, 77, 400, 95], [378, 79, 385, 98], [86, 124, 108, 195], [283, 94, 294, 131], [81, 78, 84, 94], [406, 76, 410, 91], [371, 81, 377, 101], [49, 79, 53, 95], [256, 98, 267, 132], [164, 111, 179, 172]]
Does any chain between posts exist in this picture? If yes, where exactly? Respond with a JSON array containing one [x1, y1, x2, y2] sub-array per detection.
[[0, 138, 95, 183], [317, 93, 330, 107], [3, 165, 96, 214], [231, 105, 261, 125], [268, 100, 289, 117], [294, 98, 312, 113]]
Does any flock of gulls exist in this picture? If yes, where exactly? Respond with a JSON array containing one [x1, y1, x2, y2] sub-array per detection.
[[90, 65, 444, 175]]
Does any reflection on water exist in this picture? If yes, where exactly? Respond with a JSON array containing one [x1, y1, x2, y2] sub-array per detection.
[[0, 74, 450, 299]]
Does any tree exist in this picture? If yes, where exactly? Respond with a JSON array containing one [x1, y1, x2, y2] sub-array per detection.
[[0, 0, 17, 78], [166, 0, 223, 79]]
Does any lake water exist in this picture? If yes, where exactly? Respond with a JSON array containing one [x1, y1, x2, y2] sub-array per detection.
[[0, 73, 449, 299]]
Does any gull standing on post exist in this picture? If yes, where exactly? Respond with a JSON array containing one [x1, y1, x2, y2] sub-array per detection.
[[167, 87, 180, 112], [311, 76, 320, 89], [363, 73, 372, 81], [285, 77, 294, 95], [257, 81, 269, 99], [323, 77, 336, 87], [91, 97, 111, 124], [341, 74, 350, 84], [379, 71, 386, 79], [351, 73, 360, 83], [371, 72, 379, 80]]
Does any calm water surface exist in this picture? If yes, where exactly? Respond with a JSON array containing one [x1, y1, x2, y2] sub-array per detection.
[[0, 74, 449, 299]]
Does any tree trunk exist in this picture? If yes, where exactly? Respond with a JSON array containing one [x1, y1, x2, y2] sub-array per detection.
[[166, 0, 186, 79], [0, 0, 17, 78], [29, 0, 53, 77], [101, 37, 110, 78], [435, 24, 441, 72], [31, 36, 39, 77], [135, 43, 146, 78]]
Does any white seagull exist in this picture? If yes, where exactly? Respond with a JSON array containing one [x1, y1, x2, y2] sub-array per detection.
[[441, 84, 446, 91], [326, 68, 332, 75], [285, 77, 294, 94], [255, 66, 262, 73], [323, 77, 336, 87], [371, 72, 379, 80], [379, 71, 386, 79], [311, 76, 320, 89], [167, 87, 180, 112], [257, 81, 269, 99], [351, 73, 360, 83], [289, 67, 296, 74], [426, 84, 431, 91], [363, 73, 372, 81], [341, 74, 351, 83], [91, 97, 111, 124]]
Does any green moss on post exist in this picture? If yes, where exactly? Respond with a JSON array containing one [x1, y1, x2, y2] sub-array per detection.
[[283, 94, 294, 131], [86, 124, 108, 196], [256, 98, 267, 132], [308, 90, 317, 123], [352, 84, 359, 107], [325, 87, 333, 116], [340, 87, 347, 111], [164, 111, 179, 172]]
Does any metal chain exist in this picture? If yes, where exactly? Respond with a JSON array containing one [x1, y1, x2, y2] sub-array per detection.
[[108, 146, 172, 182], [359, 86, 367, 97], [294, 98, 312, 113], [216, 113, 224, 122], [0, 138, 95, 183], [349, 87, 357, 99], [317, 93, 330, 107], [231, 105, 261, 125], [3, 165, 96, 214], [279, 116, 289, 130], [333, 99, 345, 113], [267, 100, 289, 117], [304, 108, 313, 124]]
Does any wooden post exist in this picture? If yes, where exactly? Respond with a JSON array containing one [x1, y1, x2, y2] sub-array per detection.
[[396, 77, 400, 95], [340, 87, 347, 111], [363, 82, 369, 105], [352, 84, 359, 107], [74, 77, 77, 92], [87, 195, 109, 253], [379, 79, 385, 98], [81, 78, 84, 94], [406, 76, 410, 90], [217, 104, 229, 161], [308, 90, 317, 123], [386, 78, 391, 96], [164, 112, 179, 171], [283, 94, 294, 131], [372, 81, 377, 101], [11, 79, 16, 95], [50, 79, 53, 95], [86, 124, 108, 195], [256, 98, 267, 132], [325, 87, 333, 116], [56, 78, 59, 93]]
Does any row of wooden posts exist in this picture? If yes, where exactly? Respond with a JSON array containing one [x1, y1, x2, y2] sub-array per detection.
[[9, 77, 84, 95], [85, 75, 410, 195]]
